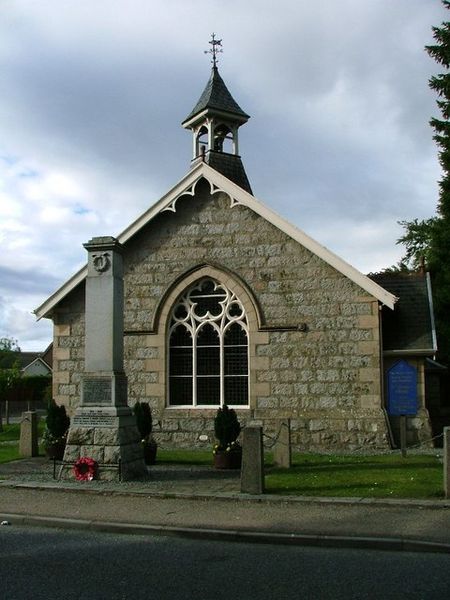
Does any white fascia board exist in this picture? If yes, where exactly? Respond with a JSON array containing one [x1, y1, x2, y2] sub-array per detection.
[[199, 164, 398, 310], [117, 164, 206, 243], [426, 272, 438, 353], [35, 161, 397, 319], [34, 265, 87, 320], [21, 356, 52, 373], [182, 108, 248, 130], [34, 166, 206, 320], [383, 349, 435, 357]]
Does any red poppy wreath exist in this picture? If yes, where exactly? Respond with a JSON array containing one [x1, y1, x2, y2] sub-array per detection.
[[73, 457, 97, 481]]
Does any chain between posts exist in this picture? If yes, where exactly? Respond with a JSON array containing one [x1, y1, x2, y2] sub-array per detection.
[[262, 424, 444, 455], [154, 425, 444, 454]]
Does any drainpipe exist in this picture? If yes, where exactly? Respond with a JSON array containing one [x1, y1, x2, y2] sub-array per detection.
[[379, 303, 396, 448]]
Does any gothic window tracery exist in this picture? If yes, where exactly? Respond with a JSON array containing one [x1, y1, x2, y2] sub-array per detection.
[[168, 278, 249, 407]]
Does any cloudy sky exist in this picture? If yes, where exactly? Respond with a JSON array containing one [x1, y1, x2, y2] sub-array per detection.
[[0, 0, 447, 351]]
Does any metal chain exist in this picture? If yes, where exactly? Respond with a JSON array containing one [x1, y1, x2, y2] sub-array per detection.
[[155, 426, 444, 455], [261, 426, 444, 455]]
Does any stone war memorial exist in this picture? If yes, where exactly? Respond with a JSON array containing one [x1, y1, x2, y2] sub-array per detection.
[[35, 39, 440, 459], [60, 237, 147, 481]]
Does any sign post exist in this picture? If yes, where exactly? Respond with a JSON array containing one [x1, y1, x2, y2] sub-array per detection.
[[387, 360, 418, 457]]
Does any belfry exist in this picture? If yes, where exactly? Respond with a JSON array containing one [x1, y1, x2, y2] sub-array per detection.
[[181, 34, 252, 193]]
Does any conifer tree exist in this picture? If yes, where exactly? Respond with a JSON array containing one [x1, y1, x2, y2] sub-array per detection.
[[426, 1, 450, 363]]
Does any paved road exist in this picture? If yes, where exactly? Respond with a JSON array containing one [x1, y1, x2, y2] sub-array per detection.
[[1, 458, 450, 553], [1, 483, 450, 550], [2, 525, 450, 600]]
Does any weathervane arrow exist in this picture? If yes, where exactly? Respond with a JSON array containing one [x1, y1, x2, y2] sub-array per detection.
[[204, 33, 223, 67]]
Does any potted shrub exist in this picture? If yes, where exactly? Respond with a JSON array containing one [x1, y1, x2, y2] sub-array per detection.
[[42, 398, 70, 460], [213, 404, 242, 469], [133, 401, 157, 465]]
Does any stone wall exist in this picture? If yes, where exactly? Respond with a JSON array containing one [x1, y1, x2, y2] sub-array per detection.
[[52, 283, 85, 411], [51, 179, 412, 450]]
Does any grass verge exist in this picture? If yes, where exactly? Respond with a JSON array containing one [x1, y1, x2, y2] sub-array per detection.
[[0, 421, 45, 442], [265, 453, 444, 499], [157, 449, 213, 465], [0, 422, 46, 464], [0, 445, 21, 464], [0, 434, 444, 499]]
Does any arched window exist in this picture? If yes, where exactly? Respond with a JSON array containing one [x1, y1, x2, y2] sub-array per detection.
[[213, 123, 233, 153], [168, 278, 249, 407], [196, 126, 208, 157]]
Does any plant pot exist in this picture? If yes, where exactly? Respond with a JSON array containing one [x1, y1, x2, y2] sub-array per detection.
[[143, 442, 157, 465], [45, 441, 66, 461], [213, 449, 242, 470]]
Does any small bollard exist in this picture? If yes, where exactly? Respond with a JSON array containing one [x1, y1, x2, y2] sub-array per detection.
[[444, 427, 450, 500], [19, 411, 39, 457], [241, 425, 265, 494], [273, 419, 291, 468]]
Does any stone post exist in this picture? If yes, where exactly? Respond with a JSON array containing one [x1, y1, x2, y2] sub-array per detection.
[[273, 419, 291, 468], [62, 236, 147, 481], [19, 411, 38, 457], [241, 425, 265, 494], [444, 427, 450, 500]]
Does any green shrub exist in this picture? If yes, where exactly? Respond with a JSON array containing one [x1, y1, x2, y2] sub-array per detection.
[[133, 401, 153, 442], [214, 405, 241, 450], [43, 399, 70, 447]]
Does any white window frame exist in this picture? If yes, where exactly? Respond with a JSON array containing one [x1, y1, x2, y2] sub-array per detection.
[[168, 278, 249, 408]]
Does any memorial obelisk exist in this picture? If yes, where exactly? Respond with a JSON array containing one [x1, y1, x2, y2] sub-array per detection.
[[61, 236, 147, 481]]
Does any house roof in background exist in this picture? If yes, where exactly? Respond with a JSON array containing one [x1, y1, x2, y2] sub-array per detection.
[[370, 271, 436, 355], [16, 342, 53, 372]]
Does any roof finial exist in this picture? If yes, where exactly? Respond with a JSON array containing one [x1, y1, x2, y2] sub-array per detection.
[[204, 33, 222, 68]]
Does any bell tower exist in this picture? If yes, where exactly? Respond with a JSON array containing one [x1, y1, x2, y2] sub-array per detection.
[[182, 34, 252, 194]]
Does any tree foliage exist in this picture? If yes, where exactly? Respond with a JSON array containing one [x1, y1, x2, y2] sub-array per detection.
[[372, 217, 436, 275], [395, 218, 437, 270], [0, 337, 20, 369], [425, 1, 450, 363], [0, 337, 21, 431]]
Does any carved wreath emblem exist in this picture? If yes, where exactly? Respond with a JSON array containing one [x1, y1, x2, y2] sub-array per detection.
[[92, 252, 111, 273]]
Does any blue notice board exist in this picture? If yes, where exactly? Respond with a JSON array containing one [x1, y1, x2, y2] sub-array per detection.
[[387, 360, 418, 416]]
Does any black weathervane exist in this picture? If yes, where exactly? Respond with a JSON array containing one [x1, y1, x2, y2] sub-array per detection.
[[204, 33, 223, 67]]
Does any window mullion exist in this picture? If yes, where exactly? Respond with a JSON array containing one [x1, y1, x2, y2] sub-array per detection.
[[193, 326, 198, 407], [219, 322, 224, 407]]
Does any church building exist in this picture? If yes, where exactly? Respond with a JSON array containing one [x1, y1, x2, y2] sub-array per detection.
[[35, 43, 436, 451]]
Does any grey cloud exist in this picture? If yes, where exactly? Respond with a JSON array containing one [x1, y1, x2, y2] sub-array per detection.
[[0, 0, 446, 349], [0, 265, 61, 296]]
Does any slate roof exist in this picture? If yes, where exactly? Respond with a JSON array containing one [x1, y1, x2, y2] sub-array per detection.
[[206, 151, 252, 194], [17, 352, 40, 369], [182, 66, 250, 124], [369, 272, 436, 354]]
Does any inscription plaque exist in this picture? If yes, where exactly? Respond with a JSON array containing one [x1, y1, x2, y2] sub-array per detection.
[[82, 377, 111, 406], [387, 360, 418, 416], [73, 414, 116, 428]]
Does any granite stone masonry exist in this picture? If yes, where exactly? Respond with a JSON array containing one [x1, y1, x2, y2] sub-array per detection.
[[46, 182, 427, 452]]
